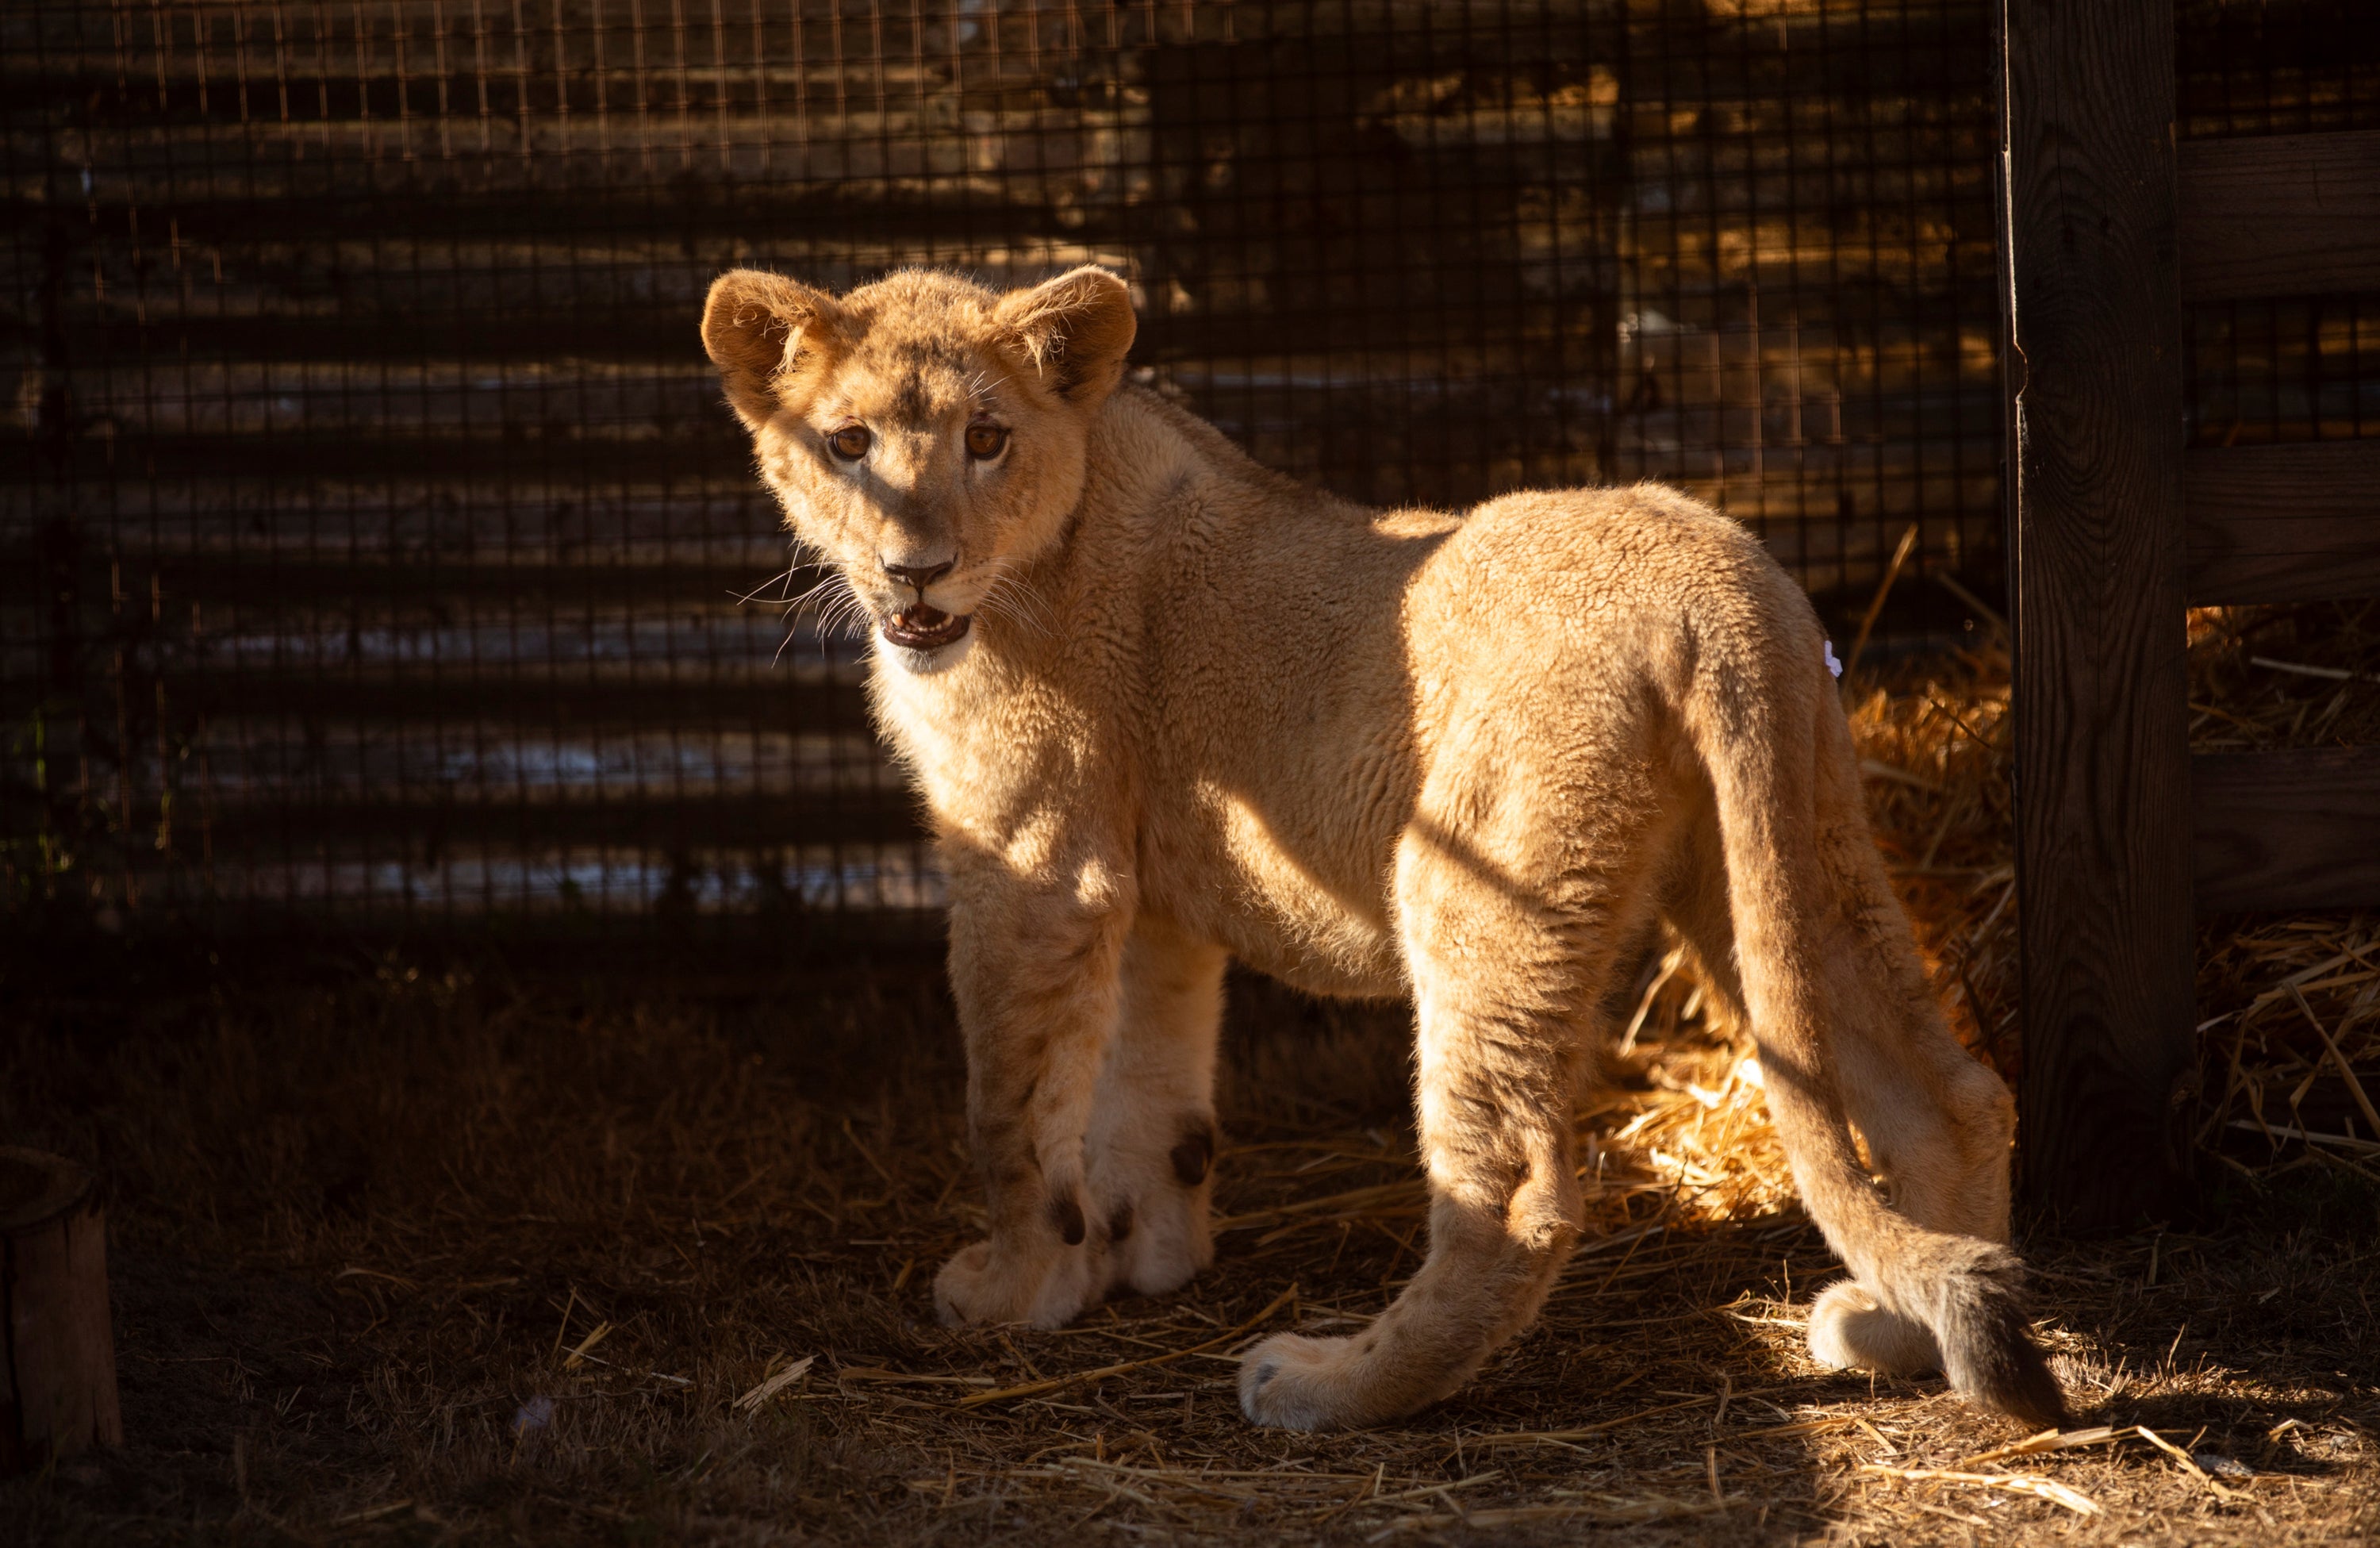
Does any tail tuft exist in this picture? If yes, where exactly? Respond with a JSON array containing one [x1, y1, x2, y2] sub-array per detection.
[[1932, 1245, 2071, 1430]]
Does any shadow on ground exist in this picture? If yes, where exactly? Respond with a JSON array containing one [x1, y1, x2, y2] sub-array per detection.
[[2, 945, 2375, 1545]]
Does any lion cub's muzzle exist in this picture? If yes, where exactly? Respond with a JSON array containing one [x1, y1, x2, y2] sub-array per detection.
[[882, 603, 972, 651]]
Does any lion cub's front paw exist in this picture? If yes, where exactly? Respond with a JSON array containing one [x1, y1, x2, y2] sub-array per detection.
[[1104, 1185, 1212, 1300], [1238, 1331, 1410, 1431], [932, 1237, 1102, 1329]]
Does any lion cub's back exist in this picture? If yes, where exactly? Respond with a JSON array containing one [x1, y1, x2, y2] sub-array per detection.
[[1399, 482, 1816, 743], [1425, 480, 1803, 641]]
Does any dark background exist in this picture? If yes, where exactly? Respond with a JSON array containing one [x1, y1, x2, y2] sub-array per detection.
[[5, 0, 2376, 951]]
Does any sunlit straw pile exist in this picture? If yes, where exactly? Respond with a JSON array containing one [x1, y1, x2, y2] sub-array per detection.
[[1840, 595, 2380, 1192]]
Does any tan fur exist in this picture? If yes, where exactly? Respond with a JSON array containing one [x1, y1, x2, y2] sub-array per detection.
[[701, 265, 2067, 1431]]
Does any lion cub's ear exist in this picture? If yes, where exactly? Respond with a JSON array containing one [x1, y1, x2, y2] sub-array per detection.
[[701, 270, 846, 431], [992, 267, 1138, 405]]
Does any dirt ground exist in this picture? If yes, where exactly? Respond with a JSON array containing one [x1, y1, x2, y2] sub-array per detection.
[[2, 943, 2374, 1546]]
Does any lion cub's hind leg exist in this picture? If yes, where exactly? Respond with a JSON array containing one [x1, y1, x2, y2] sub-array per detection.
[[1088, 917, 1228, 1300], [1663, 828, 1957, 1381], [1801, 930, 2013, 1383], [1809, 1281, 1944, 1375], [1660, 818, 1951, 1381], [1806, 739, 2031, 1386], [1239, 822, 1624, 1430], [1666, 733, 2058, 1422]]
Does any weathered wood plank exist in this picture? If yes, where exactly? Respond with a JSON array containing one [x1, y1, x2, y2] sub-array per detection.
[[2002, 0, 2198, 1227], [2193, 747, 2380, 914], [2178, 130, 2380, 302], [2185, 440, 2380, 605]]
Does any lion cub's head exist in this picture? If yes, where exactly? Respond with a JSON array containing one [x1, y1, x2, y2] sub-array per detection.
[[701, 265, 1136, 672]]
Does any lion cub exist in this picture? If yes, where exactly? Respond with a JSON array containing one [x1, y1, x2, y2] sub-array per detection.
[[701, 264, 2067, 1432]]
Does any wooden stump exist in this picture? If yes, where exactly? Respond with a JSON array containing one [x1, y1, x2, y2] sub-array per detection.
[[1, 1148, 121, 1476]]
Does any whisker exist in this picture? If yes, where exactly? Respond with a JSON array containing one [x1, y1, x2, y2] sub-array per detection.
[[821, 590, 873, 640], [803, 575, 855, 613], [762, 568, 875, 666], [731, 565, 806, 607], [977, 559, 1057, 636], [773, 571, 851, 618], [979, 575, 1050, 638]]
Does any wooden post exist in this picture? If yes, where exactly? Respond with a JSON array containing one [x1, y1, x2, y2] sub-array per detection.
[[2, 1148, 122, 1476], [1999, 0, 2197, 1227]]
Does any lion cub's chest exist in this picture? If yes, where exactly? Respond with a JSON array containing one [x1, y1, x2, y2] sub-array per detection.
[[871, 661, 1100, 864], [875, 652, 1404, 996]]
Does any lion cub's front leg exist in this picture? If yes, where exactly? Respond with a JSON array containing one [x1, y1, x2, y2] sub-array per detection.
[[934, 901, 1227, 1327], [931, 861, 1134, 1329], [1087, 918, 1226, 1300]]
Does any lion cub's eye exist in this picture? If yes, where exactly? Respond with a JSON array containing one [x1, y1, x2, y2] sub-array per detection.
[[965, 423, 1009, 461], [827, 424, 872, 461]]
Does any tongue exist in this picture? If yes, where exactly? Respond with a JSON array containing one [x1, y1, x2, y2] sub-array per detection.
[[897, 605, 950, 628]]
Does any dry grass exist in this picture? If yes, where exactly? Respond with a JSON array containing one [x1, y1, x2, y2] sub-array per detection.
[[3, 606, 2378, 1545]]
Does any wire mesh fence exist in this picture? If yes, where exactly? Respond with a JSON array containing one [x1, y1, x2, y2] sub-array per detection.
[[2179, 2, 2380, 455], [3, 0, 2373, 939]]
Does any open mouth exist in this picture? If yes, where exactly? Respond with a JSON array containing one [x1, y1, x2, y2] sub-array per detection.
[[881, 604, 973, 651]]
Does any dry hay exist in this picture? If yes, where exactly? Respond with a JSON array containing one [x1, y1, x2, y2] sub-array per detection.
[[2182, 604, 2380, 1185], [1, 601, 2376, 1545], [1846, 597, 2380, 1189]]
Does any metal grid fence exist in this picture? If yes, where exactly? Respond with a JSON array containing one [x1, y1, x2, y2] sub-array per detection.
[[3, 0, 2371, 936], [2179, 2, 2380, 455]]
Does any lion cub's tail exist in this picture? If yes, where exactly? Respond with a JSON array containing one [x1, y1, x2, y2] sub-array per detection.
[[1688, 644, 2068, 1431]]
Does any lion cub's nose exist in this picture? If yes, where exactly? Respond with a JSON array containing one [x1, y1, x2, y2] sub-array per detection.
[[885, 558, 954, 590]]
